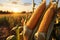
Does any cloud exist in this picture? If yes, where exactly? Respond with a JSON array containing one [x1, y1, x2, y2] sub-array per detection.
[[11, 1, 18, 4], [0, 3, 32, 12], [0, 4, 3, 6], [23, 3, 32, 6], [0, 0, 32, 12]]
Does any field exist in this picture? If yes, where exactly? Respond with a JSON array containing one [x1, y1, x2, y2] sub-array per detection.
[[0, 13, 32, 40]]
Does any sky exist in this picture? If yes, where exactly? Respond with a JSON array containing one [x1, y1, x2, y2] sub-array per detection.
[[0, 0, 60, 12]]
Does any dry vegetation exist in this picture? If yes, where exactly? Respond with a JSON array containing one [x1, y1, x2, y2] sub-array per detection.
[[0, 12, 32, 40]]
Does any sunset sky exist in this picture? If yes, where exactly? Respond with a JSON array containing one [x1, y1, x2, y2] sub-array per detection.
[[0, 0, 60, 12]]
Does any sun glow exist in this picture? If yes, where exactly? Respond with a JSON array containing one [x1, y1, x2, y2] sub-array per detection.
[[12, 8, 20, 12]]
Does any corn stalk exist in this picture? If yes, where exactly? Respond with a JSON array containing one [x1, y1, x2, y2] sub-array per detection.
[[15, 26, 20, 40]]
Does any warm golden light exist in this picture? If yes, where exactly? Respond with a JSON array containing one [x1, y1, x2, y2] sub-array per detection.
[[12, 8, 20, 13]]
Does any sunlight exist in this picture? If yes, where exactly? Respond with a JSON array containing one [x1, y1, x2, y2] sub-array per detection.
[[12, 8, 20, 13]]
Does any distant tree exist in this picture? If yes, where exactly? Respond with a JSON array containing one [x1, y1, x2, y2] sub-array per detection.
[[21, 11, 26, 13]]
